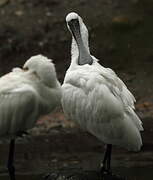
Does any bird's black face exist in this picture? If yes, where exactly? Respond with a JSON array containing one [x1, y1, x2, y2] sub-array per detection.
[[68, 18, 81, 42], [68, 18, 93, 66]]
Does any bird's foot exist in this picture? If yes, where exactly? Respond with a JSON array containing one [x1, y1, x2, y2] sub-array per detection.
[[100, 163, 112, 176], [101, 173, 126, 180], [100, 169, 112, 180], [7, 165, 15, 180], [100, 169, 126, 180], [100, 165, 125, 180]]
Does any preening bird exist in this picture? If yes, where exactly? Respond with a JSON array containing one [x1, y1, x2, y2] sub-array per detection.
[[0, 55, 61, 180], [62, 12, 143, 177]]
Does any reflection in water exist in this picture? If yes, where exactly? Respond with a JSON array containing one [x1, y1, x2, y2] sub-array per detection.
[[0, 167, 153, 180], [0, 128, 152, 180], [0, 174, 42, 180], [115, 166, 153, 180]]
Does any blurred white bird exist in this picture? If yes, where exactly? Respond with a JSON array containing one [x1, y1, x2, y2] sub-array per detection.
[[0, 54, 61, 180], [62, 12, 143, 177]]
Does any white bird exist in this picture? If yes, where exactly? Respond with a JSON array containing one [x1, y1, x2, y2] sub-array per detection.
[[62, 12, 143, 177], [0, 54, 61, 180]]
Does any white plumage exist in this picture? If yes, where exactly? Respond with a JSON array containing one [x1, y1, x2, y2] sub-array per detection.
[[0, 54, 61, 137], [0, 54, 61, 180], [62, 12, 143, 153]]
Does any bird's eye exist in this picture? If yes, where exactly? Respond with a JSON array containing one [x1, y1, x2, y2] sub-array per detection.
[[23, 67, 29, 71]]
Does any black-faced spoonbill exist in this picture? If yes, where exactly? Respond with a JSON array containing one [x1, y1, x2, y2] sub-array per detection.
[[0, 55, 61, 180], [62, 12, 143, 177]]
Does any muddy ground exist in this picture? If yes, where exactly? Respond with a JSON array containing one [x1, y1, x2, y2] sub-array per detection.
[[0, 0, 153, 179]]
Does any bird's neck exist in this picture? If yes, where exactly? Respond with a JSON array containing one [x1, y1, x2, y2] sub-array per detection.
[[71, 36, 91, 66]]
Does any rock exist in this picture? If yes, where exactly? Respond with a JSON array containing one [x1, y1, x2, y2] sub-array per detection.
[[0, 0, 9, 7], [111, 15, 143, 30], [14, 10, 24, 16]]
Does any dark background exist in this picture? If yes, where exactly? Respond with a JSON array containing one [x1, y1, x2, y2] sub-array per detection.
[[0, 0, 153, 179]]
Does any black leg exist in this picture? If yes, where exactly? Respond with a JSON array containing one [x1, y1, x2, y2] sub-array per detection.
[[7, 139, 16, 180], [101, 144, 112, 175], [106, 144, 112, 172]]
